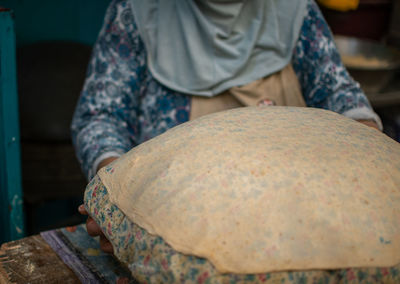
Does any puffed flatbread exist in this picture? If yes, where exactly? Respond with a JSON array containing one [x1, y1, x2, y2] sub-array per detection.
[[98, 106, 400, 274]]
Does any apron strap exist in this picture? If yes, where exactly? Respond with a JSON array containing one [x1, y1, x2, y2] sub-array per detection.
[[190, 64, 305, 121]]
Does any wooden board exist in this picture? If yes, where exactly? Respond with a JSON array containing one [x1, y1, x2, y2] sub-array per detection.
[[0, 235, 80, 283]]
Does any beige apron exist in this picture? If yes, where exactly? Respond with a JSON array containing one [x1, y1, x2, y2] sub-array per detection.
[[190, 64, 305, 121]]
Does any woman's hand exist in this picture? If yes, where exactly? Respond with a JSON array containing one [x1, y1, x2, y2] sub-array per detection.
[[78, 157, 119, 253], [357, 120, 380, 131], [97, 157, 119, 172], [78, 205, 114, 254]]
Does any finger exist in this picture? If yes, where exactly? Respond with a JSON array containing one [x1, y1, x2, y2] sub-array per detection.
[[100, 235, 114, 254], [78, 204, 88, 215], [86, 217, 103, 236], [357, 120, 380, 131]]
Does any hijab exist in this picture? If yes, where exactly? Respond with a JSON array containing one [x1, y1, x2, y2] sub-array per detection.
[[129, 0, 307, 97]]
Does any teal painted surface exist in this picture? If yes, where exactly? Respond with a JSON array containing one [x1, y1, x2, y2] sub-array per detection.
[[0, 9, 25, 243], [0, 0, 109, 241], [0, 0, 110, 241], [0, 0, 111, 46]]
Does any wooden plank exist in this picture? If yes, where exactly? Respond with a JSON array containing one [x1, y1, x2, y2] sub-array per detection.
[[0, 9, 25, 243], [0, 235, 80, 283]]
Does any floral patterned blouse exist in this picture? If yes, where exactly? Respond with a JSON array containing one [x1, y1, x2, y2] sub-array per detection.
[[71, 0, 380, 180]]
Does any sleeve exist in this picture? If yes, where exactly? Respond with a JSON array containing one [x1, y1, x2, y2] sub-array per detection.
[[291, 0, 382, 130], [71, 0, 147, 180]]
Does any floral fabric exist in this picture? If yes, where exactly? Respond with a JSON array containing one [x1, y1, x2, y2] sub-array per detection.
[[85, 176, 400, 284]]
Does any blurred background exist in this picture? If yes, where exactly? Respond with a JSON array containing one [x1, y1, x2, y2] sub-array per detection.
[[0, 0, 400, 243], [0, 0, 110, 243]]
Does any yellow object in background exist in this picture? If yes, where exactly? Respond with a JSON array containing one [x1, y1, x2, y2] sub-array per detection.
[[318, 0, 359, 11]]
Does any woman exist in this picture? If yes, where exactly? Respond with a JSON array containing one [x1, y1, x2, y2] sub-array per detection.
[[72, 0, 381, 253]]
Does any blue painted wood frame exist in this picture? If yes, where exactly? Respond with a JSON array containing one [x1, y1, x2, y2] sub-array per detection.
[[0, 8, 25, 243]]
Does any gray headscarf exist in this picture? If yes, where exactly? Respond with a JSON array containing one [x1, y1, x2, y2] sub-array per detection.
[[130, 0, 307, 96]]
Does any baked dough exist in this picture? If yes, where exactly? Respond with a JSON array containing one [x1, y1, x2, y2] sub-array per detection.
[[97, 106, 400, 274]]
